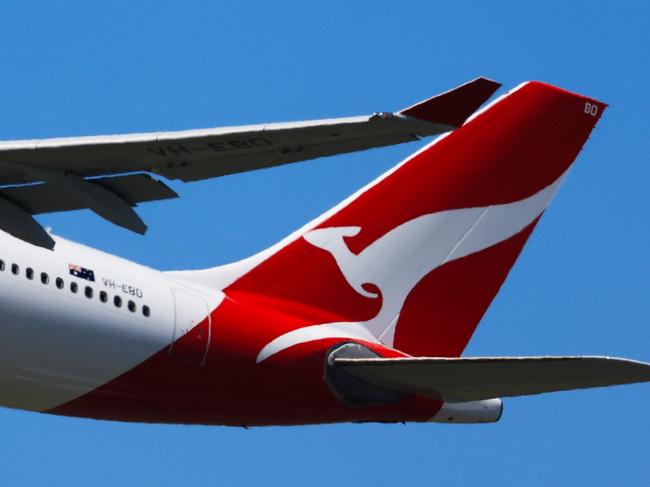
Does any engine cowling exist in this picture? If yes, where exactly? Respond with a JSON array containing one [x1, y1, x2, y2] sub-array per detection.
[[429, 398, 503, 423]]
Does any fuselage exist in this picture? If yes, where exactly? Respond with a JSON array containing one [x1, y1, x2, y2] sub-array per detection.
[[0, 231, 437, 425]]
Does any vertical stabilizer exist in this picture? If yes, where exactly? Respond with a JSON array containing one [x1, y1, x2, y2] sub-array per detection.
[[176, 81, 607, 361]]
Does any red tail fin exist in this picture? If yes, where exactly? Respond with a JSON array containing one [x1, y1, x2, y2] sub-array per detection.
[[197, 81, 607, 360]]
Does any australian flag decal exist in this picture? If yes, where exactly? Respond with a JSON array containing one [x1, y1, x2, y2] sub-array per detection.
[[69, 263, 95, 282]]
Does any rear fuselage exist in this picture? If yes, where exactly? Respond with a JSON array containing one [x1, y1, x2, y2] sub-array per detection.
[[0, 231, 437, 425]]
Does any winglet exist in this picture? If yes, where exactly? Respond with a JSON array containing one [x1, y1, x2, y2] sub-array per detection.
[[399, 77, 501, 127]]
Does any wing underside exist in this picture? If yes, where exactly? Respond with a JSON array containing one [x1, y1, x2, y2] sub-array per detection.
[[0, 77, 501, 249]]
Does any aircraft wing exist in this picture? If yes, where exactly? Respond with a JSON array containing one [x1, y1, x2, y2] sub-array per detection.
[[0, 77, 500, 249], [332, 355, 650, 402]]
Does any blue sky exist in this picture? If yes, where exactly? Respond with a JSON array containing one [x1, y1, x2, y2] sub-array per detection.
[[0, 1, 648, 485]]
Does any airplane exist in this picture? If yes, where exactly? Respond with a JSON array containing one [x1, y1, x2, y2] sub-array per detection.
[[0, 77, 647, 426]]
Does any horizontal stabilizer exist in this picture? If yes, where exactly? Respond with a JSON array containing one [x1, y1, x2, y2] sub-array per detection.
[[333, 356, 650, 402]]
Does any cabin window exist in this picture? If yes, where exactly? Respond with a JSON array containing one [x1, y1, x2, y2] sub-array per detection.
[[0, 260, 5, 271], [84, 286, 93, 299], [55, 277, 64, 289], [114, 295, 122, 308], [142, 305, 150, 318], [40, 273, 49, 285], [70, 282, 78, 293], [99, 291, 108, 303], [127, 300, 136, 313], [26, 268, 34, 280], [11, 264, 19, 275]]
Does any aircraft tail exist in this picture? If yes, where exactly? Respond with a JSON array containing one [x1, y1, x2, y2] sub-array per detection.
[[173, 81, 606, 360]]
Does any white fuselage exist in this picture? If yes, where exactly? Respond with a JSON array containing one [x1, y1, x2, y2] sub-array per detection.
[[0, 231, 221, 412]]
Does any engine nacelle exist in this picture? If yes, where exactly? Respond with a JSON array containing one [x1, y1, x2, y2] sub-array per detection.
[[429, 399, 503, 423]]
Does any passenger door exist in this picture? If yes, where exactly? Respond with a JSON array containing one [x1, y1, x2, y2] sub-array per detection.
[[169, 288, 211, 366]]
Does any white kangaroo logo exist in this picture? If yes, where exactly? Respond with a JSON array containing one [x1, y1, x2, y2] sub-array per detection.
[[256, 174, 566, 362]]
